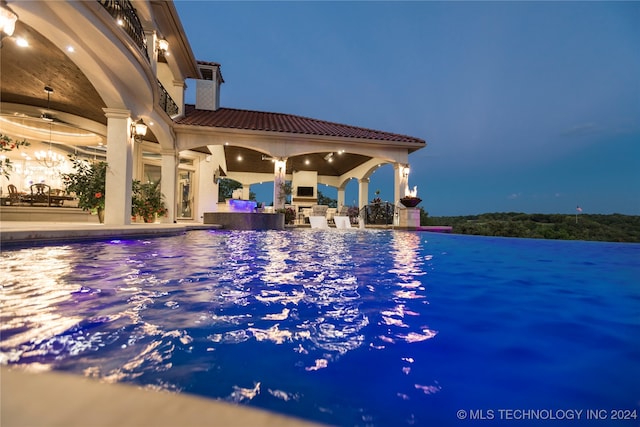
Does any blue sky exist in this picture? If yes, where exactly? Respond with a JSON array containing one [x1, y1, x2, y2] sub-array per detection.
[[176, 1, 640, 216]]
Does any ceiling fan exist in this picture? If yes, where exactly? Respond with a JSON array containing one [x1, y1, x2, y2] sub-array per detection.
[[40, 85, 58, 123]]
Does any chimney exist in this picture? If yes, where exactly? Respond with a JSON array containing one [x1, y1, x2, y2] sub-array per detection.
[[196, 61, 224, 111]]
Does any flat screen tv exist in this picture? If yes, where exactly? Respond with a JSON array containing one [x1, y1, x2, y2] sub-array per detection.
[[297, 186, 314, 197]]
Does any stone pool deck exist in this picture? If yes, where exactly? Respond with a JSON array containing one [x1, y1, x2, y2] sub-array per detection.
[[1, 367, 325, 427]]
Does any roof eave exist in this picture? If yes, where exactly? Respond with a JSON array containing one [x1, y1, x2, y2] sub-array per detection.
[[174, 123, 426, 149]]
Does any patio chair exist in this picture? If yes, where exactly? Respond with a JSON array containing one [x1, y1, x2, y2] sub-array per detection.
[[7, 184, 23, 206], [326, 207, 337, 223], [309, 205, 329, 228], [309, 215, 329, 229], [30, 183, 52, 206], [311, 205, 328, 217], [334, 216, 352, 229]]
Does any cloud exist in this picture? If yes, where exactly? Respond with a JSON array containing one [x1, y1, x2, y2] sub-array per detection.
[[507, 193, 522, 200]]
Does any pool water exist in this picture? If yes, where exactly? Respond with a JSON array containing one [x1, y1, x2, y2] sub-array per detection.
[[1, 230, 639, 426]]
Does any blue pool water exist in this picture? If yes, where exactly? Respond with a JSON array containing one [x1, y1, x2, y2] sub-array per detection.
[[1, 230, 639, 426]]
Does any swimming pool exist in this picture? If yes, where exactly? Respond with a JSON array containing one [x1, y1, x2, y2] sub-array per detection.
[[1, 230, 639, 426]]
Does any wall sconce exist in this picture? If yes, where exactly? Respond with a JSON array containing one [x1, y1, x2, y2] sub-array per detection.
[[131, 119, 147, 142], [274, 159, 286, 174], [402, 165, 410, 178], [0, 1, 18, 37], [157, 38, 169, 54]]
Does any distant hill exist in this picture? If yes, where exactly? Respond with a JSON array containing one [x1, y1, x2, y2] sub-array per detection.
[[423, 212, 640, 243]]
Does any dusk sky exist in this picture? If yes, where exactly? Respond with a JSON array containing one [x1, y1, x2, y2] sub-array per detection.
[[176, 1, 639, 216]]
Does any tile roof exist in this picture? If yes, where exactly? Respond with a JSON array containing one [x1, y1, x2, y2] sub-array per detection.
[[175, 105, 425, 145]]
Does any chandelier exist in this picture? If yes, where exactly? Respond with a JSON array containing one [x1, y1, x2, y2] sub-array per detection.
[[35, 86, 64, 169], [35, 140, 64, 168]]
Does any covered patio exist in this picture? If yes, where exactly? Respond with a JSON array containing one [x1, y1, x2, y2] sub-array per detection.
[[0, 1, 425, 228]]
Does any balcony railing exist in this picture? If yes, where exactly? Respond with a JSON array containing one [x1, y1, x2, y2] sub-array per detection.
[[97, 0, 148, 60], [158, 81, 179, 117]]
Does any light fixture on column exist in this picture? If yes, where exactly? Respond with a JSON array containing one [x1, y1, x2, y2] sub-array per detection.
[[0, 1, 18, 38], [275, 158, 286, 174], [402, 164, 410, 178], [131, 119, 147, 142], [156, 38, 169, 54]]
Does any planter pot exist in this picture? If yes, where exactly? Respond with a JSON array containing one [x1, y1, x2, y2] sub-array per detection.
[[400, 197, 422, 208], [97, 208, 105, 223]]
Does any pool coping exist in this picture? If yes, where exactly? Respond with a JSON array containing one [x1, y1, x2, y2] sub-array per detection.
[[0, 221, 223, 246], [1, 367, 327, 427]]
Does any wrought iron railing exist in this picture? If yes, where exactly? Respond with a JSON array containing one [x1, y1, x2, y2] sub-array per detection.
[[158, 81, 179, 117], [97, 0, 148, 60], [360, 202, 396, 225]]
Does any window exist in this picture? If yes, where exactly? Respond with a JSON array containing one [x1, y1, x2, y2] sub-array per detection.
[[177, 170, 193, 219]]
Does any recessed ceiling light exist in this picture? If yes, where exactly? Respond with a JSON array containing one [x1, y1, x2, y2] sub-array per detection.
[[305, 159, 310, 165], [237, 155, 243, 161], [16, 37, 28, 47], [66, 46, 75, 53]]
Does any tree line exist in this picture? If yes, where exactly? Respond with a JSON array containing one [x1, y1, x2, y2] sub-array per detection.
[[422, 212, 640, 243]]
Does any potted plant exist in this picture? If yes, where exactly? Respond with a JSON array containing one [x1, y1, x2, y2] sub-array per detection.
[[132, 179, 168, 223], [61, 156, 107, 222], [276, 206, 296, 225], [1, 133, 30, 180]]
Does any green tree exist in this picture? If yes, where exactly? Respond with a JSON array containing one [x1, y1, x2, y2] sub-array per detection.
[[218, 178, 256, 201], [218, 178, 242, 201], [61, 157, 107, 211], [317, 190, 337, 207]]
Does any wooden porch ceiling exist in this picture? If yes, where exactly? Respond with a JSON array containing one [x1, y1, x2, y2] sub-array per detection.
[[0, 21, 107, 125], [0, 20, 160, 145], [222, 146, 372, 176]]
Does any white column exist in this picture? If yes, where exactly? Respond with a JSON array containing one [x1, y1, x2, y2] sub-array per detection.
[[197, 155, 218, 220], [145, 31, 158, 76], [358, 178, 369, 209], [161, 150, 177, 223], [103, 108, 133, 225], [240, 184, 251, 200], [337, 187, 345, 209], [172, 79, 185, 117], [273, 158, 287, 210]]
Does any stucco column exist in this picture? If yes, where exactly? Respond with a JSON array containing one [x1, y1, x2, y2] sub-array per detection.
[[273, 158, 287, 210], [337, 187, 345, 210], [358, 178, 369, 208], [161, 150, 177, 223], [394, 163, 410, 204], [172, 79, 185, 117], [197, 155, 218, 220], [103, 108, 133, 225], [145, 31, 158, 76]]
